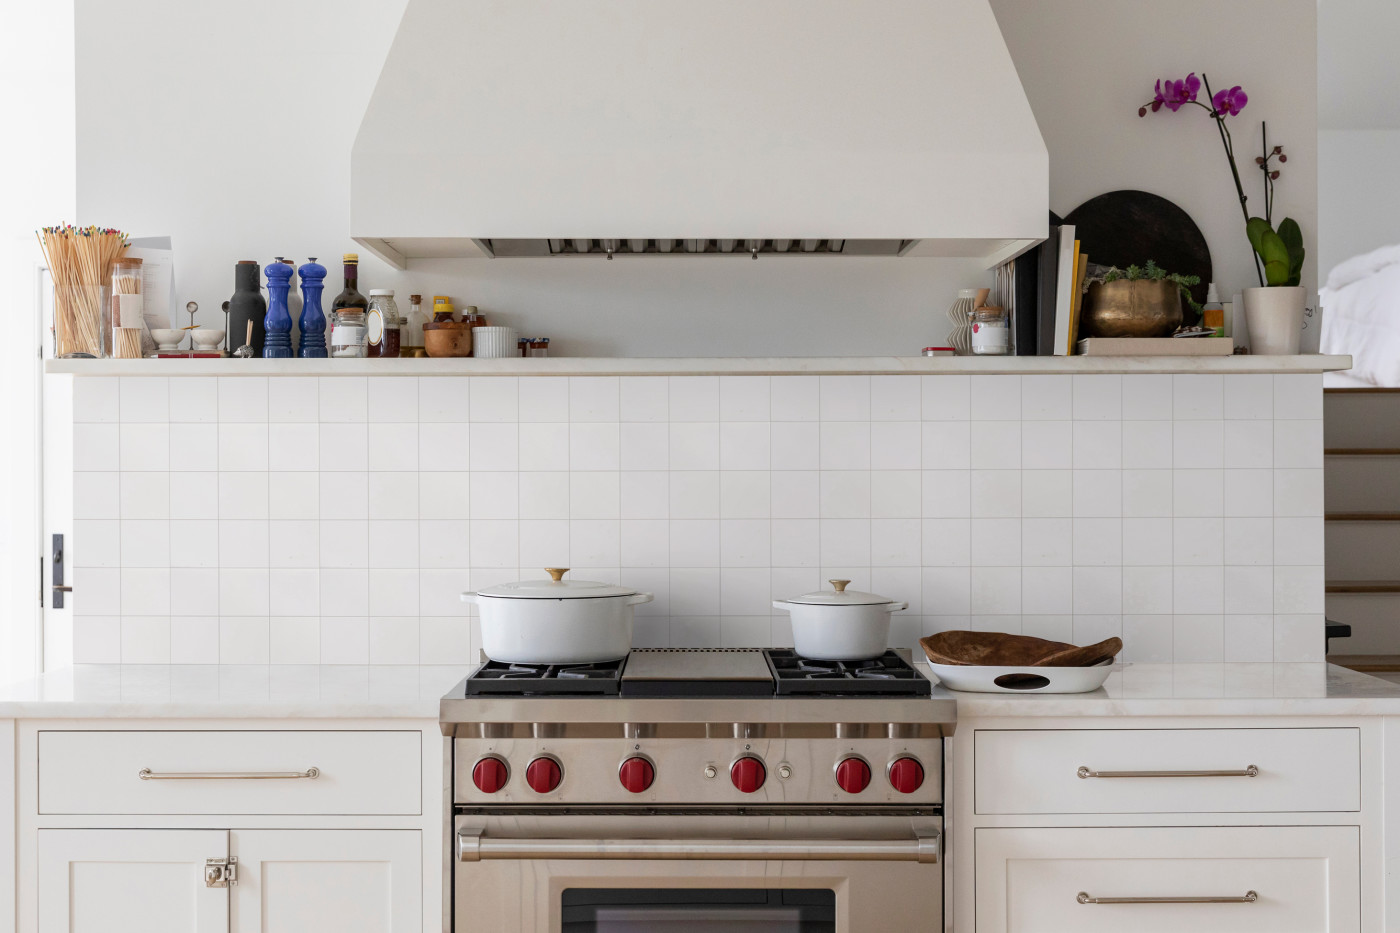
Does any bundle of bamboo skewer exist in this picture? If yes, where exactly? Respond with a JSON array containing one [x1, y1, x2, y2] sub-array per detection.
[[36, 225, 129, 357]]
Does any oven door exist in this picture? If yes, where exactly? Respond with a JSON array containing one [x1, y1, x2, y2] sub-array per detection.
[[454, 811, 941, 932]]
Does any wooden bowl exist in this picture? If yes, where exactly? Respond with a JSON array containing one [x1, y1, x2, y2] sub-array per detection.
[[423, 322, 472, 357], [919, 631, 1122, 668]]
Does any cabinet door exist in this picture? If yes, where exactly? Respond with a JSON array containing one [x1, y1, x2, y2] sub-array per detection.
[[37, 829, 228, 933], [230, 829, 421, 933]]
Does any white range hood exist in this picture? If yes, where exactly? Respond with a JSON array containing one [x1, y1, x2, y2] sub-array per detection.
[[352, 0, 1047, 268]]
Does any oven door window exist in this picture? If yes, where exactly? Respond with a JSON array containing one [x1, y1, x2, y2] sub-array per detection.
[[561, 888, 835, 932]]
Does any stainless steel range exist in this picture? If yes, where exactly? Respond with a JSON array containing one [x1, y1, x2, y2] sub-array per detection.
[[440, 648, 956, 931]]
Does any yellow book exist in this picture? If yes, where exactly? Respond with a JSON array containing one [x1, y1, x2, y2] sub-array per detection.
[[1067, 246, 1088, 354]]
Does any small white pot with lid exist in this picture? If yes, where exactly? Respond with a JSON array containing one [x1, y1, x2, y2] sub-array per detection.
[[772, 580, 908, 660], [462, 568, 654, 664]]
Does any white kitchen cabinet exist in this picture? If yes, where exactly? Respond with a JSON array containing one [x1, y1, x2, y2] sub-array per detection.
[[230, 829, 421, 932], [37, 828, 229, 933]]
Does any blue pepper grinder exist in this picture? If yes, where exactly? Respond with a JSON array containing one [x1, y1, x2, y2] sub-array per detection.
[[262, 260, 294, 358], [297, 257, 328, 358]]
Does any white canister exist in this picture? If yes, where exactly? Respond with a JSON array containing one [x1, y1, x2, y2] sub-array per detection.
[[474, 326, 519, 359], [1242, 286, 1306, 355]]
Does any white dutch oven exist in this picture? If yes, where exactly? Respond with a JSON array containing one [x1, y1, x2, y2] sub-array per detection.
[[462, 568, 653, 664], [772, 580, 908, 660]]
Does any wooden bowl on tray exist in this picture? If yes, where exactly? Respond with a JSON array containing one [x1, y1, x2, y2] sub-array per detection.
[[919, 631, 1122, 694]]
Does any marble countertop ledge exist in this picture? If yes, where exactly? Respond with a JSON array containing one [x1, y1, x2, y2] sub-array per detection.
[[45, 355, 1353, 377]]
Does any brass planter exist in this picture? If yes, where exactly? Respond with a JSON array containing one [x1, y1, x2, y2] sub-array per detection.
[[1081, 279, 1183, 338]]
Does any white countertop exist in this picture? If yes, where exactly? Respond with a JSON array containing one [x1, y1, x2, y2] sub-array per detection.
[[45, 354, 1352, 377]]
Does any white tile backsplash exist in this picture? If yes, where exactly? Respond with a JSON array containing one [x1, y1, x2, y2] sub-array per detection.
[[69, 375, 1327, 663]]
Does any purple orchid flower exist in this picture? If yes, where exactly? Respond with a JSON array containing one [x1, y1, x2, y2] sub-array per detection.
[[1212, 85, 1248, 117], [1160, 73, 1201, 111]]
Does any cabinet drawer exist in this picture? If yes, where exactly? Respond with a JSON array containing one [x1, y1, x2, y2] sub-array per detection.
[[39, 730, 421, 815], [975, 728, 1358, 814], [975, 826, 1359, 932]]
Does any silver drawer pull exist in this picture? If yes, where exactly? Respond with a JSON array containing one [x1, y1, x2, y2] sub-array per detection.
[[1077, 765, 1258, 779], [138, 767, 320, 781], [458, 832, 939, 864], [1078, 890, 1258, 905]]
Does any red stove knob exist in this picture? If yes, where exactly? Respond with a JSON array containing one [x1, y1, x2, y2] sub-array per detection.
[[730, 756, 766, 793], [618, 757, 655, 794], [471, 756, 508, 794], [888, 757, 925, 794], [525, 757, 562, 794], [835, 757, 871, 794]]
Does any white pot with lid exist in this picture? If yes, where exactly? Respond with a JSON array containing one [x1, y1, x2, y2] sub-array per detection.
[[462, 568, 654, 664], [772, 580, 908, 660]]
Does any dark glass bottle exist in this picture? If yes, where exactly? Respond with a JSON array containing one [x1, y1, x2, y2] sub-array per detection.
[[227, 261, 266, 355], [329, 253, 369, 358]]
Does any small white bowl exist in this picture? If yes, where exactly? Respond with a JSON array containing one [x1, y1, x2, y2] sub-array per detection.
[[150, 329, 184, 350], [191, 329, 225, 349]]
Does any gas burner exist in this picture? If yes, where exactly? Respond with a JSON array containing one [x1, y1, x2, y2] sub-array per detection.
[[764, 649, 931, 697], [466, 658, 625, 696]]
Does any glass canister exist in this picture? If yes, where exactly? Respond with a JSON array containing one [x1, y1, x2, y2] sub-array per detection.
[[111, 256, 145, 358], [331, 306, 368, 357], [401, 294, 427, 356], [366, 289, 400, 358], [970, 305, 1010, 356]]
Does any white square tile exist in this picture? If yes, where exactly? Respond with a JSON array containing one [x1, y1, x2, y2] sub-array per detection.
[[1019, 515, 1069, 565], [626, 568, 670, 617], [120, 617, 170, 663], [971, 567, 1021, 613], [218, 617, 271, 664], [420, 571, 470, 617], [120, 520, 170, 567], [1225, 566, 1273, 614], [368, 520, 419, 568], [1223, 374, 1274, 419], [470, 471, 521, 520], [1073, 517, 1121, 566], [922, 422, 971, 470], [922, 518, 970, 566], [1273, 469, 1324, 517], [970, 470, 1020, 518], [1122, 517, 1173, 565], [1223, 469, 1273, 517], [267, 617, 320, 664], [469, 423, 519, 472], [267, 376, 318, 423], [318, 376, 367, 422], [720, 471, 770, 519], [1121, 615, 1174, 661], [570, 472, 619, 519], [871, 518, 921, 566], [1123, 566, 1173, 614], [1073, 470, 1121, 517], [721, 520, 772, 567], [318, 423, 368, 471], [970, 375, 1021, 420], [669, 519, 719, 567], [571, 422, 621, 470], [1274, 613, 1323, 662], [1173, 374, 1223, 419], [921, 375, 970, 421], [719, 376, 771, 421], [871, 566, 921, 613], [1275, 565, 1325, 614], [269, 568, 320, 616], [317, 472, 367, 521], [1022, 470, 1072, 518], [1273, 373, 1323, 419], [1172, 469, 1222, 517], [120, 423, 170, 471], [770, 376, 819, 421], [1172, 420, 1222, 469], [719, 569, 771, 615], [1021, 421, 1072, 470], [672, 570, 720, 616], [168, 377, 218, 423], [469, 377, 519, 422], [519, 472, 569, 520], [922, 470, 970, 518], [1072, 375, 1122, 420], [74, 424, 118, 472], [1020, 375, 1072, 420], [820, 519, 871, 566], [1273, 420, 1323, 468], [1274, 516, 1324, 566], [620, 471, 668, 520], [621, 423, 669, 471], [1120, 374, 1173, 420], [120, 568, 170, 614], [820, 422, 871, 470], [219, 423, 269, 471], [1073, 566, 1122, 613], [369, 617, 419, 665], [419, 618, 471, 663], [365, 422, 417, 472], [771, 519, 821, 567], [670, 471, 720, 519], [121, 377, 170, 422], [970, 422, 1020, 470], [170, 618, 220, 663], [219, 568, 269, 616], [720, 422, 770, 470], [418, 376, 471, 423], [168, 472, 218, 520], [970, 518, 1020, 566], [74, 375, 120, 423], [719, 615, 773, 647], [1173, 614, 1224, 662], [421, 520, 471, 568], [619, 376, 668, 422], [267, 472, 319, 521], [1225, 615, 1274, 661], [1223, 420, 1272, 469], [1172, 516, 1223, 565], [922, 567, 971, 615], [123, 472, 172, 520], [520, 519, 571, 568], [368, 569, 419, 616], [820, 471, 871, 518], [1073, 421, 1122, 470], [319, 568, 369, 617], [572, 520, 620, 566], [73, 568, 120, 615], [1122, 470, 1172, 517], [366, 376, 418, 423], [620, 520, 669, 568], [518, 377, 569, 422], [319, 519, 367, 568], [267, 424, 320, 472], [75, 520, 120, 567], [1225, 517, 1273, 566], [518, 423, 567, 471], [1022, 567, 1073, 614], [1121, 421, 1172, 469], [668, 376, 717, 422], [867, 468, 921, 521], [170, 425, 219, 476], [320, 617, 370, 664], [268, 520, 318, 568], [869, 376, 920, 421], [670, 422, 720, 470], [820, 376, 870, 421], [170, 520, 220, 569], [771, 471, 819, 519], [770, 422, 819, 470], [1173, 566, 1223, 613], [217, 376, 268, 423], [1074, 614, 1124, 647]]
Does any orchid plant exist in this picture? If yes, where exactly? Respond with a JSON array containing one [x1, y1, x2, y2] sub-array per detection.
[[1140, 73, 1304, 288]]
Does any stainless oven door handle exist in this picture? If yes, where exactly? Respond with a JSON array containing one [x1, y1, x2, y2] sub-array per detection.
[[458, 831, 940, 864]]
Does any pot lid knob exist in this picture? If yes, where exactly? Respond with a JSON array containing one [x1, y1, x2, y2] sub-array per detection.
[[829, 579, 850, 593], [545, 568, 569, 582]]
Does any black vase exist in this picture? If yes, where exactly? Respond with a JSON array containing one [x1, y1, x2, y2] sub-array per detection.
[[227, 261, 267, 355]]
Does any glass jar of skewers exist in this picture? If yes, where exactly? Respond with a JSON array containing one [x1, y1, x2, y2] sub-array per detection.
[[38, 225, 129, 359], [111, 256, 145, 359]]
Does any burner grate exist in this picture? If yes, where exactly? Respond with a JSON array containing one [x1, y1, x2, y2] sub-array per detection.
[[764, 649, 931, 697], [466, 658, 625, 696]]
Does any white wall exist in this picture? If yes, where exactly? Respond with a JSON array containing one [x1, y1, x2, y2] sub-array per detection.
[[1318, 130, 1400, 281], [75, 0, 1317, 353]]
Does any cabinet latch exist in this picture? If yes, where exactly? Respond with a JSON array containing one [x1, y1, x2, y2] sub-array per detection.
[[204, 856, 237, 887]]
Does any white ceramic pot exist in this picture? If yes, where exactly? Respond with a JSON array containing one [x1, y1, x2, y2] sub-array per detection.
[[462, 568, 653, 663], [473, 326, 519, 359], [1242, 286, 1305, 355], [772, 580, 908, 660]]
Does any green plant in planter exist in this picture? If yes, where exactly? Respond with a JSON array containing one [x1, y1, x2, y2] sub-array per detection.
[[1098, 260, 1203, 315]]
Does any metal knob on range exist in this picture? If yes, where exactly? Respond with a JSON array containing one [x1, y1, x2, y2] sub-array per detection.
[[525, 757, 562, 794], [730, 756, 766, 793], [835, 756, 871, 794], [471, 756, 508, 794], [888, 757, 925, 794], [618, 756, 655, 793]]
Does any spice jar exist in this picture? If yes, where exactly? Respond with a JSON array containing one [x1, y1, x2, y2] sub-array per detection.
[[431, 296, 455, 323], [517, 337, 528, 357], [401, 294, 427, 356], [528, 337, 550, 358], [367, 289, 401, 358], [970, 306, 1010, 356]]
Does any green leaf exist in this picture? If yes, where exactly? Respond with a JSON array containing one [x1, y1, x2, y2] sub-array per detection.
[[1256, 229, 1291, 286], [1246, 217, 1275, 256], [1277, 217, 1306, 287]]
